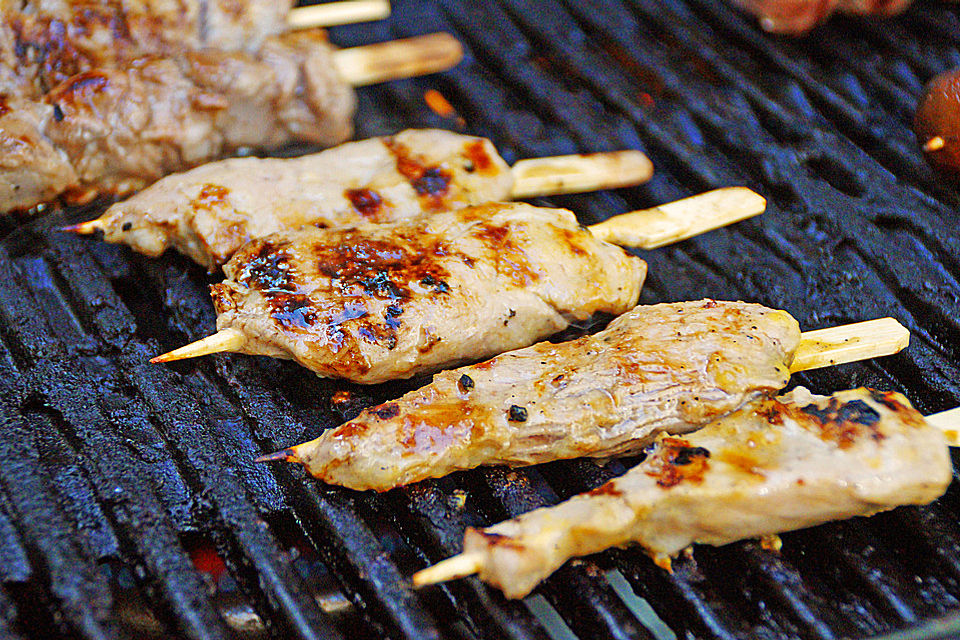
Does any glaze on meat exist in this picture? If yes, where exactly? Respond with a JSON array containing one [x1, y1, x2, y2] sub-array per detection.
[[0, 1, 293, 98], [211, 202, 645, 382], [0, 29, 354, 213], [285, 300, 801, 490], [457, 387, 951, 598], [92, 130, 513, 269]]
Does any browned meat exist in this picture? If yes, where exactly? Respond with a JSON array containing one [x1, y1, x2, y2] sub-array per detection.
[[211, 202, 646, 384], [0, 29, 355, 212], [278, 300, 800, 490], [730, 0, 916, 33], [422, 387, 951, 599], [92, 129, 513, 269], [915, 68, 960, 172], [0, 1, 293, 97]]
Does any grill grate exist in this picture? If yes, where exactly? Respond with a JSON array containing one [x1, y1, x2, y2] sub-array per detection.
[[2, 0, 960, 638]]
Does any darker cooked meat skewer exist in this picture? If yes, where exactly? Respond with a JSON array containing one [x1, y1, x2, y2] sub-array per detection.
[[0, 1, 294, 98], [68, 129, 651, 269], [412, 386, 952, 598], [0, 28, 355, 212]]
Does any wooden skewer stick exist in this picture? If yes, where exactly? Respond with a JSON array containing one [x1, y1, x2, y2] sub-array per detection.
[[151, 329, 246, 364], [286, 0, 391, 30], [789, 318, 909, 373], [587, 187, 764, 249], [510, 151, 653, 199], [333, 32, 463, 86], [414, 389, 956, 591]]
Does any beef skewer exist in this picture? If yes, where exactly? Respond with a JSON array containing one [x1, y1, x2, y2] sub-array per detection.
[[0, 31, 461, 213], [151, 189, 765, 381], [411, 386, 953, 598], [258, 300, 909, 492], [0, 1, 390, 99], [66, 128, 653, 269]]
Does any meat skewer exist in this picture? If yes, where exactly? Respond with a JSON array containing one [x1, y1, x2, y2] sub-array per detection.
[[66, 128, 653, 269], [411, 386, 952, 599], [0, 32, 462, 213], [151, 189, 766, 381], [0, 1, 391, 99], [258, 300, 909, 492]]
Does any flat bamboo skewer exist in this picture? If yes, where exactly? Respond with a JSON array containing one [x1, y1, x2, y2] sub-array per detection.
[[332, 32, 463, 86], [150, 187, 760, 363], [286, 0, 391, 29], [509, 152, 653, 198], [414, 378, 960, 592]]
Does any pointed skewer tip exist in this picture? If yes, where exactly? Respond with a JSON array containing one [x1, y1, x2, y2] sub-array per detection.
[[60, 219, 105, 235], [254, 448, 298, 464], [150, 329, 246, 364], [411, 553, 484, 588]]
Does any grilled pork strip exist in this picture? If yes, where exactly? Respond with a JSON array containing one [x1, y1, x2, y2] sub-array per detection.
[[0, 29, 355, 212], [454, 387, 951, 599], [212, 202, 645, 382], [96, 130, 513, 269], [0, 1, 293, 98], [284, 300, 801, 490]]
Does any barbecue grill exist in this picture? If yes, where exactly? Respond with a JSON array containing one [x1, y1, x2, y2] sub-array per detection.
[[2, 0, 960, 638]]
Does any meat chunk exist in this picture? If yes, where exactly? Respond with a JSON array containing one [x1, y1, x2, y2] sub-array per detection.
[[211, 202, 645, 383], [95, 129, 513, 269], [282, 300, 800, 490], [0, 1, 293, 97], [0, 30, 355, 212], [730, 0, 916, 33], [451, 387, 951, 598]]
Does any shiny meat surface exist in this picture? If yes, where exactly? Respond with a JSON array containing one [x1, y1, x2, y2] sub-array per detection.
[[0, 1, 292, 97], [915, 68, 960, 172], [460, 387, 952, 599], [97, 129, 513, 269], [287, 300, 800, 490], [0, 30, 354, 212], [730, 0, 915, 33], [212, 202, 645, 383]]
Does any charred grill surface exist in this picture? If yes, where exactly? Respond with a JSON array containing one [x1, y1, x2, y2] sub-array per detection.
[[2, 1, 960, 639]]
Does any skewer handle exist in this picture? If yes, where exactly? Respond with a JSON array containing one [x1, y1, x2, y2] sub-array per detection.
[[925, 407, 960, 447], [286, 0, 391, 29], [791, 318, 909, 373], [509, 151, 653, 199], [412, 553, 483, 588], [587, 187, 765, 248], [333, 33, 463, 87]]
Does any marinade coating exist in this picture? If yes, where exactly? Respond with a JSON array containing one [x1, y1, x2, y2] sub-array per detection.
[[94, 130, 512, 268], [212, 202, 644, 382], [0, 30, 354, 213], [287, 299, 800, 489], [460, 387, 951, 598]]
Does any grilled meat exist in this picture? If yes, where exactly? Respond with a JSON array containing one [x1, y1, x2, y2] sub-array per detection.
[[279, 300, 801, 490], [0, 1, 293, 98], [442, 387, 951, 599], [211, 202, 645, 383], [915, 68, 960, 172], [0, 29, 354, 212], [731, 0, 916, 33], [94, 129, 512, 269]]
